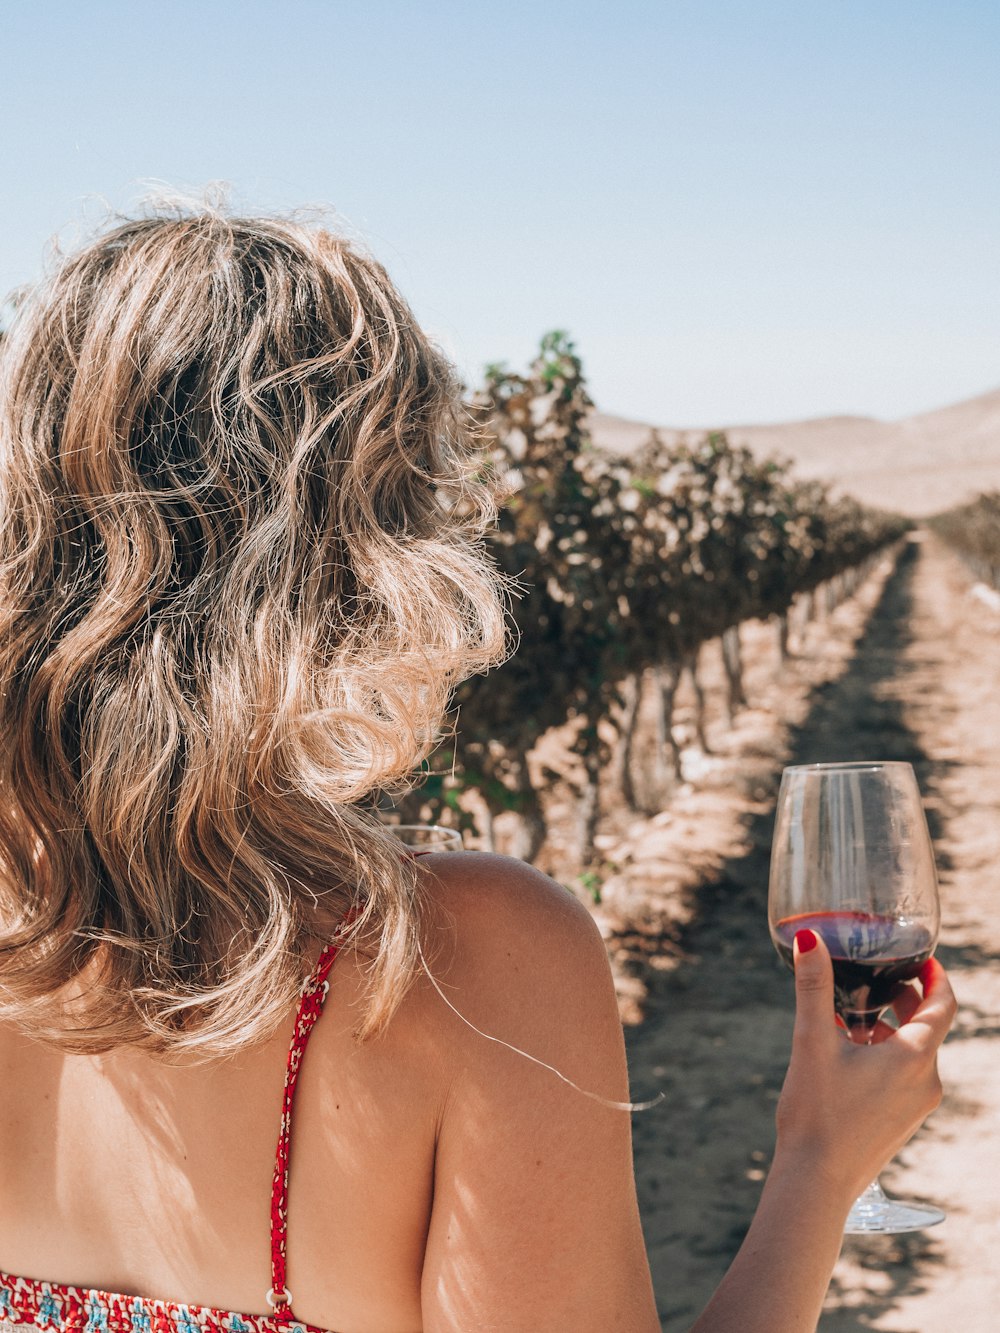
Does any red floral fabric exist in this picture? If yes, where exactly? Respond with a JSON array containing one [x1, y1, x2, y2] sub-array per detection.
[[0, 1269, 327, 1333]]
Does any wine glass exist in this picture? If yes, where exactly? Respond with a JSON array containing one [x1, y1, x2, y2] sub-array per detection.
[[385, 823, 464, 853], [768, 760, 945, 1234]]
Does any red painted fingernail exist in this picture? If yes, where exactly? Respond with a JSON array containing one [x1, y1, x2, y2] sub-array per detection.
[[795, 928, 818, 954], [918, 958, 936, 987]]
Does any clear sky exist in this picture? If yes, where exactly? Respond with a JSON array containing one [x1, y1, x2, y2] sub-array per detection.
[[2, 0, 998, 425]]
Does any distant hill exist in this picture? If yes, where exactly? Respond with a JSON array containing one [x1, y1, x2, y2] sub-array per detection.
[[590, 387, 1000, 517]]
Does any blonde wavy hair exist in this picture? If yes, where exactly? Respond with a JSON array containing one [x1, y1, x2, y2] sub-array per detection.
[[0, 201, 507, 1058]]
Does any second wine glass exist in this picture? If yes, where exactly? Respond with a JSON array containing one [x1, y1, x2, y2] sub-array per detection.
[[385, 823, 464, 853]]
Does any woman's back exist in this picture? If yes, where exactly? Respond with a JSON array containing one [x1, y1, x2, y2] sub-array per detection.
[[0, 888, 433, 1330], [0, 855, 653, 1333]]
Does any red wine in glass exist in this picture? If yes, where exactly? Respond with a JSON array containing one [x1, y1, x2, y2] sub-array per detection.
[[772, 911, 934, 1034]]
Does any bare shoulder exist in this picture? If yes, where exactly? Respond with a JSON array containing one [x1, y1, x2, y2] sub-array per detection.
[[409, 852, 622, 1089], [415, 851, 612, 996]]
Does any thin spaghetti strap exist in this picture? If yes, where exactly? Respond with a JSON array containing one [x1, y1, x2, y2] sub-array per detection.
[[267, 915, 355, 1316], [267, 857, 430, 1311]]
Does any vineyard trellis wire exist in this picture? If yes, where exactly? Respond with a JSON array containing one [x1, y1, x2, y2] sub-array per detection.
[[395, 332, 908, 865]]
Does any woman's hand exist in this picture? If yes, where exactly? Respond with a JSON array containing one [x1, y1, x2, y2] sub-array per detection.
[[693, 929, 956, 1332], [775, 928, 957, 1206]]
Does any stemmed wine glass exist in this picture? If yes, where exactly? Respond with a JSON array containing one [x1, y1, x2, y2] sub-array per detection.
[[384, 823, 464, 853], [768, 760, 945, 1234]]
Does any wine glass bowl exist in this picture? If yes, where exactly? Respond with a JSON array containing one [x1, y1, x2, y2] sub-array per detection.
[[768, 760, 945, 1233], [769, 762, 940, 1036], [385, 823, 464, 853]]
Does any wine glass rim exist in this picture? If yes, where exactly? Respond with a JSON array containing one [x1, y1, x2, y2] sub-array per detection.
[[387, 822, 458, 833], [782, 760, 914, 774]]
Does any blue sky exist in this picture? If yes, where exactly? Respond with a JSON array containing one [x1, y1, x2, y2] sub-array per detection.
[[2, 0, 998, 424]]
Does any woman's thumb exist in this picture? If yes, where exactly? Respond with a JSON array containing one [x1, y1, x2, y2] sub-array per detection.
[[792, 928, 836, 1042]]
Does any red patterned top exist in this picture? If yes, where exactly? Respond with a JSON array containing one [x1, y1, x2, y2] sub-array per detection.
[[0, 917, 356, 1333]]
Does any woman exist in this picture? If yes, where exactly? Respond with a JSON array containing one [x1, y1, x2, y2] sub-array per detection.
[[0, 205, 954, 1332]]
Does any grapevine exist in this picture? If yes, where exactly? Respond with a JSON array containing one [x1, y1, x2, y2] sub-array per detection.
[[395, 333, 908, 863], [932, 493, 1000, 590]]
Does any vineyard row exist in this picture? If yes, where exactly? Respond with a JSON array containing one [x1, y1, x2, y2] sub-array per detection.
[[397, 333, 908, 864]]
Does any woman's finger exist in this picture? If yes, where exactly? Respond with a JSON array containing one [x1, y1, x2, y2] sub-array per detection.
[[897, 959, 958, 1048], [889, 982, 922, 1027], [791, 929, 839, 1051]]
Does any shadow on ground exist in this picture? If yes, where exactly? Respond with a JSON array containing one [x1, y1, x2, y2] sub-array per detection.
[[628, 538, 969, 1332]]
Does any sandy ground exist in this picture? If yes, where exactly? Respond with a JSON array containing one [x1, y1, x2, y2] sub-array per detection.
[[595, 534, 1000, 1330]]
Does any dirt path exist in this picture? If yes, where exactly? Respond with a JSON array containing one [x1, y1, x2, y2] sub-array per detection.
[[614, 534, 1000, 1331]]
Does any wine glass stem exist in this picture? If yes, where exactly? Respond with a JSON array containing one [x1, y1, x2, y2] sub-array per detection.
[[855, 1178, 891, 1210]]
